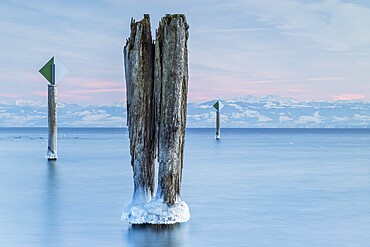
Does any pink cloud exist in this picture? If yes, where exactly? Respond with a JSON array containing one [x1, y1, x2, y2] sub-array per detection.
[[34, 91, 47, 97], [61, 88, 124, 95], [59, 88, 125, 104], [62, 78, 123, 89], [333, 94, 366, 101], [188, 73, 349, 102], [31, 79, 126, 105], [0, 93, 18, 98], [240, 77, 346, 85]]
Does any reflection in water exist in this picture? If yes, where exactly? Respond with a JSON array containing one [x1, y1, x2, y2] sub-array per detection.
[[43, 160, 60, 246], [126, 223, 188, 247]]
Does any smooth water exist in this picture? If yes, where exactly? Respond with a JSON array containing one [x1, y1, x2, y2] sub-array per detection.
[[1, 128, 370, 247]]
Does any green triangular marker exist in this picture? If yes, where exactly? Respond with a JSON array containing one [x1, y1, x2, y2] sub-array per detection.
[[39, 57, 54, 84], [213, 101, 219, 111]]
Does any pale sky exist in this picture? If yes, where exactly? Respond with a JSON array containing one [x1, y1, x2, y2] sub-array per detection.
[[1, 0, 370, 105]]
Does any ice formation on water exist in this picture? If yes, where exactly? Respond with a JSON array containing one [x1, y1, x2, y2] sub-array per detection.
[[46, 148, 57, 160], [122, 196, 190, 225]]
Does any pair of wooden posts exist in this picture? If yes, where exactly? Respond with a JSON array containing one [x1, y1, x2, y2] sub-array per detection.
[[123, 14, 190, 223]]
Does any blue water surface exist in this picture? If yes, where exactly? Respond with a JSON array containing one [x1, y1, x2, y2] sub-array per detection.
[[0, 128, 370, 247]]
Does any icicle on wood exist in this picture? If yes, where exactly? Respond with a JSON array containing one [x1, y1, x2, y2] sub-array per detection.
[[155, 14, 189, 205], [124, 14, 156, 203]]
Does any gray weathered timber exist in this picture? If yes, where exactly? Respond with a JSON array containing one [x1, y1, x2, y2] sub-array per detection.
[[155, 14, 189, 205], [124, 14, 156, 202], [216, 110, 220, 139], [47, 84, 57, 159]]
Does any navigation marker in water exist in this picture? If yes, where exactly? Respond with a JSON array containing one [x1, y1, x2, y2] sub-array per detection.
[[39, 57, 68, 160], [213, 100, 223, 140]]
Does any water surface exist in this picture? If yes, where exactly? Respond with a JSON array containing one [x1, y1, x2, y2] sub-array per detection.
[[1, 128, 370, 246]]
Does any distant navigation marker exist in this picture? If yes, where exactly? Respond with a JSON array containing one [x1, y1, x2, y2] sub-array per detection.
[[39, 57, 68, 160], [40, 57, 68, 85], [213, 100, 223, 140]]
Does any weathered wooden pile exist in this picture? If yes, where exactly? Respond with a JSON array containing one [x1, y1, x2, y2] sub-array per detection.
[[123, 14, 190, 224]]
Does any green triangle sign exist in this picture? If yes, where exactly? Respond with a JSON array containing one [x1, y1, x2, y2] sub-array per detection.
[[39, 57, 54, 84], [213, 101, 219, 111]]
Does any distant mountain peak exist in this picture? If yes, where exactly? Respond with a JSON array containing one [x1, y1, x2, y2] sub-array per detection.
[[1, 96, 369, 128]]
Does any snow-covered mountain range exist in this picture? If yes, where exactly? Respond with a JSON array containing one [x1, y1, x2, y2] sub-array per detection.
[[0, 96, 369, 128]]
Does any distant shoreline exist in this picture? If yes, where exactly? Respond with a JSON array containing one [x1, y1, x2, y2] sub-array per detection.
[[1, 127, 369, 130]]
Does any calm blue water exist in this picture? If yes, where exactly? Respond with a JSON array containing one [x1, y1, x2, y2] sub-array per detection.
[[1, 128, 370, 247]]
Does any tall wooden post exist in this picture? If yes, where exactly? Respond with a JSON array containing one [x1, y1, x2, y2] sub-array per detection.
[[39, 57, 68, 160], [47, 66, 58, 159], [213, 101, 221, 140], [123, 14, 190, 224], [155, 14, 189, 205], [124, 14, 156, 203], [216, 110, 220, 139]]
